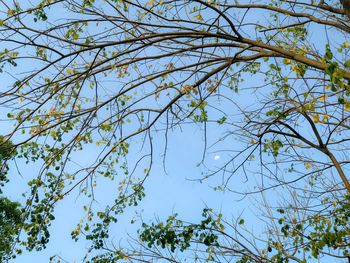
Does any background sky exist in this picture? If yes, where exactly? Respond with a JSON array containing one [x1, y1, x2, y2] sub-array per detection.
[[1, 1, 344, 262], [4, 122, 256, 262], [0, 3, 289, 262], [0, 3, 258, 261]]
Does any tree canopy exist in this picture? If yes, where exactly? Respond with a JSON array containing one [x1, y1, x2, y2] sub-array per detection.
[[0, 0, 350, 262]]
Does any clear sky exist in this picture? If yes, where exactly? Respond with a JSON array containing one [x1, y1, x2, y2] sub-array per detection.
[[1, 1, 345, 262], [5, 120, 255, 262], [0, 2, 293, 261]]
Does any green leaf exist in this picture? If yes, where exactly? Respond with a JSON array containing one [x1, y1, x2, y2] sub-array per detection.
[[344, 59, 350, 68], [325, 44, 333, 61]]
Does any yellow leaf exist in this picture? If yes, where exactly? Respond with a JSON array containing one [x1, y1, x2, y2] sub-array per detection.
[[283, 58, 291, 65], [7, 9, 15, 16], [304, 162, 311, 170], [181, 85, 193, 94], [72, 33, 79, 40], [208, 85, 217, 92], [345, 103, 350, 111], [194, 14, 203, 20], [146, 0, 154, 5], [322, 114, 329, 123], [306, 103, 315, 111], [53, 195, 63, 201], [319, 95, 326, 102], [313, 114, 319, 123]]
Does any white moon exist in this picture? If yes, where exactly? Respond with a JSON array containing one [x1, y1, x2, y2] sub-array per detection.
[[214, 155, 220, 160]]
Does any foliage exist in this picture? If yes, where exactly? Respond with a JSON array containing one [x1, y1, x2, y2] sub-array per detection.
[[0, 137, 22, 261], [0, 136, 16, 192], [139, 209, 220, 253], [135, 199, 350, 263], [0, 197, 22, 261]]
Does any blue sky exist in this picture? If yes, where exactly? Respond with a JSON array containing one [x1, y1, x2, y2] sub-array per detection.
[[1, 1, 347, 262], [0, 3, 292, 261], [4, 120, 255, 262]]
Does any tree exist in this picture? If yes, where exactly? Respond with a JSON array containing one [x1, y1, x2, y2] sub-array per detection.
[[0, 197, 22, 262], [0, 136, 16, 189], [0, 137, 22, 261], [0, 0, 350, 262]]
